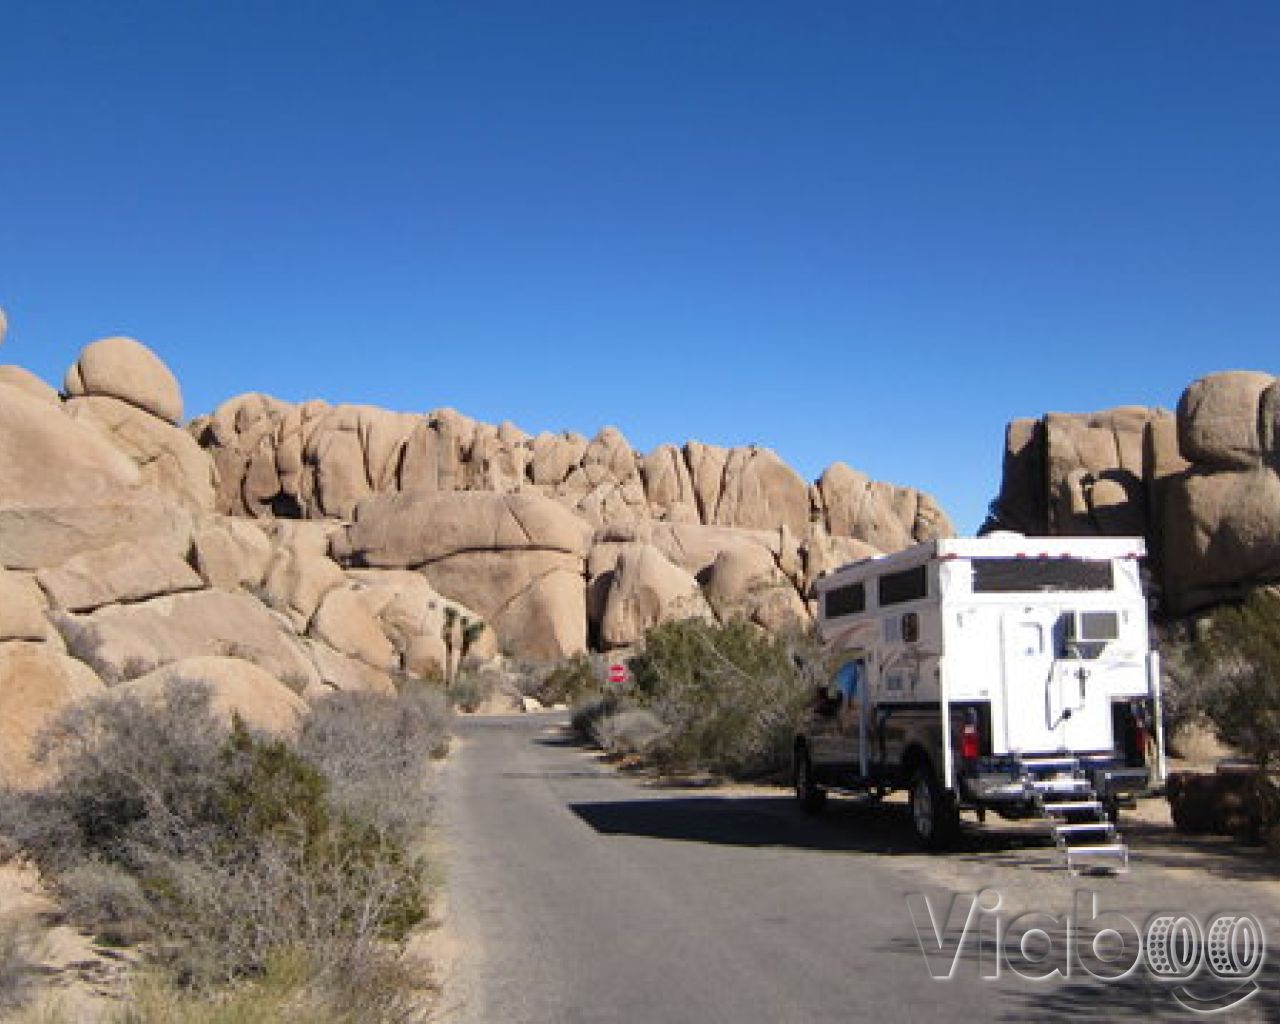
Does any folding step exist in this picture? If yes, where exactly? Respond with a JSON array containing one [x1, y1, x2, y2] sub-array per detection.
[[1053, 822, 1115, 837], [1016, 756, 1081, 771], [1041, 800, 1104, 815], [1015, 755, 1134, 874], [1065, 844, 1129, 873], [1029, 778, 1092, 794]]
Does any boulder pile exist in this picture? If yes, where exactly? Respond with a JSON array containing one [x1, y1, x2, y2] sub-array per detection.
[[0, 325, 484, 785], [0, 311, 953, 785], [192, 390, 954, 650], [194, 393, 951, 540], [984, 370, 1280, 614]]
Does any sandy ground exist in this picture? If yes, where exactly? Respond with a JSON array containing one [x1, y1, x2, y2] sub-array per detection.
[[0, 860, 136, 1023]]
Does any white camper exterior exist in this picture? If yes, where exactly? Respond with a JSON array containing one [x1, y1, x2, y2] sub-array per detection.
[[796, 535, 1163, 855]]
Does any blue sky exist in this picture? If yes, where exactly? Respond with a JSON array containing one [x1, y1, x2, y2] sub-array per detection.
[[3, 2, 1278, 532]]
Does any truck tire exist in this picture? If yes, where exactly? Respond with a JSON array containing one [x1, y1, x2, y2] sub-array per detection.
[[909, 763, 958, 850], [794, 746, 827, 814]]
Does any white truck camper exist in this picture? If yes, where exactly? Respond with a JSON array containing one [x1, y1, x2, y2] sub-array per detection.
[[795, 535, 1165, 872]]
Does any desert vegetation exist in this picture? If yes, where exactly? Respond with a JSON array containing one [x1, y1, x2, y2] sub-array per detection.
[[573, 617, 825, 780], [1158, 589, 1280, 841], [0, 910, 44, 1016], [1160, 591, 1280, 763], [0, 678, 450, 1023]]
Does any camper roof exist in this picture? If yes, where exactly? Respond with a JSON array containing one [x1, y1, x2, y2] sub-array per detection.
[[815, 535, 1146, 593]]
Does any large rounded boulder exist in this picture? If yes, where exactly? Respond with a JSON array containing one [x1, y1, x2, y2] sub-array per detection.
[[64, 336, 184, 425], [113, 656, 307, 738], [0, 642, 106, 788], [331, 491, 591, 660], [1177, 371, 1277, 470]]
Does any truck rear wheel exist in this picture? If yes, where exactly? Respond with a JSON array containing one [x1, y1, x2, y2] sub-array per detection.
[[909, 763, 958, 850], [794, 747, 827, 814]]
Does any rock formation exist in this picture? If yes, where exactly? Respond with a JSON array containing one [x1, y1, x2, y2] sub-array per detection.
[[983, 370, 1280, 615], [195, 390, 954, 653], [64, 336, 184, 425], [195, 392, 952, 545], [0, 322, 467, 781], [0, 308, 955, 781], [114, 657, 308, 738], [0, 642, 105, 788]]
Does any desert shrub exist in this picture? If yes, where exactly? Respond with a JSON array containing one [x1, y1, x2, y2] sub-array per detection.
[[0, 680, 432, 1015], [145, 818, 426, 988], [624, 617, 824, 778], [1156, 623, 1213, 740], [119, 954, 340, 1024], [447, 669, 493, 712], [570, 692, 629, 739], [0, 913, 43, 1014], [4, 682, 226, 874], [1178, 591, 1280, 834], [146, 720, 425, 987], [591, 708, 667, 757], [54, 859, 151, 946], [1194, 591, 1280, 770], [298, 685, 450, 838], [535, 654, 600, 707], [119, 946, 432, 1024]]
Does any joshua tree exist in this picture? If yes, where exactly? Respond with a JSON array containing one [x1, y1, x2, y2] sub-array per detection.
[[441, 605, 485, 686]]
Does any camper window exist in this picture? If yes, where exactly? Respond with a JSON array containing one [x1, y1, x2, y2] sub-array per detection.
[[902, 612, 920, 643], [970, 558, 1113, 594], [1058, 610, 1120, 659], [879, 566, 928, 606], [835, 660, 861, 701], [825, 582, 866, 618]]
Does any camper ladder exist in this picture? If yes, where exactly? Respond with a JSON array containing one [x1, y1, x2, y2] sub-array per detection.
[[1016, 756, 1129, 874]]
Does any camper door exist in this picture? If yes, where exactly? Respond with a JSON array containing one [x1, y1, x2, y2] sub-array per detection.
[[999, 609, 1114, 754]]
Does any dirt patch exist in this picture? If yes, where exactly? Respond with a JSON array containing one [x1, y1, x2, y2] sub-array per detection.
[[0, 861, 136, 1022]]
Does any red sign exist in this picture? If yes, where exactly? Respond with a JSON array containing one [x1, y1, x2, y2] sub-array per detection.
[[608, 663, 627, 685]]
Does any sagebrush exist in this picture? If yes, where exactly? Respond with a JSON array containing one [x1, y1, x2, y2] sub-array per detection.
[[604, 617, 825, 779], [535, 654, 600, 707], [299, 683, 449, 836], [0, 678, 446, 1021]]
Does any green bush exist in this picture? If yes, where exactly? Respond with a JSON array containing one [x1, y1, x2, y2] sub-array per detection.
[[1194, 590, 1280, 773], [1180, 590, 1280, 835], [536, 654, 600, 707], [1155, 626, 1200, 741], [447, 669, 493, 712], [570, 693, 624, 740], [624, 617, 823, 779]]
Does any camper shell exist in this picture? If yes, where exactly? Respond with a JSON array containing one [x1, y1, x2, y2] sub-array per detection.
[[796, 535, 1164, 854]]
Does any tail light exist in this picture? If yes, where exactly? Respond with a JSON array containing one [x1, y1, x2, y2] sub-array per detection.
[[961, 708, 981, 762]]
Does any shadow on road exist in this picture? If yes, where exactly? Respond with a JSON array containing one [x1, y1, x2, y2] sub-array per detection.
[[881, 927, 1280, 1022], [1123, 819, 1278, 883], [531, 732, 582, 748], [992, 968, 1280, 1023], [569, 793, 1063, 859]]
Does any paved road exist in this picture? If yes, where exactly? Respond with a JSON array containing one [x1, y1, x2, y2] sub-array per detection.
[[435, 714, 1280, 1023]]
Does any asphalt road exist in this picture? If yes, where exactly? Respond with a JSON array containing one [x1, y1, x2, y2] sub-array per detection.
[[435, 714, 1280, 1024]]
